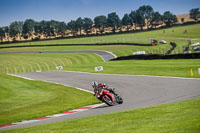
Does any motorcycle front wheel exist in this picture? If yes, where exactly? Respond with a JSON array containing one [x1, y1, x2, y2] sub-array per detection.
[[116, 95, 123, 104]]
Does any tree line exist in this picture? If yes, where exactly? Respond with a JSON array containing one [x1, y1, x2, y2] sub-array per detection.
[[0, 5, 199, 42]]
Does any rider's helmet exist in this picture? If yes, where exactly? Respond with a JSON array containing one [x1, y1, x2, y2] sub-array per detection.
[[92, 81, 98, 89], [98, 82, 107, 89]]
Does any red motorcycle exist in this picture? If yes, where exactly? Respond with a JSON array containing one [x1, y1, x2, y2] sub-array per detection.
[[92, 82, 123, 106]]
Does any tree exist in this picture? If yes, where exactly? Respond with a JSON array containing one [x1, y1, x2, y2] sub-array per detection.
[[129, 11, 137, 30], [189, 8, 200, 22], [94, 15, 107, 34], [162, 11, 177, 27], [122, 13, 131, 31], [83, 17, 93, 35], [138, 5, 154, 29], [22, 19, 35, 40], [107, 12, 121, 33], [67, 20, 76, 36], [75, 17, 84, 35], [3, 26, 9, 41], [135, 9, 145, 30], [48, 20, 59, 37], [57, 22, 67, 37], [150, 12, 162, 28], [0, 27, 5, 42], [33, 22, 41, 39], [9, 21, 23, 41], [39, 20, 50, 38]]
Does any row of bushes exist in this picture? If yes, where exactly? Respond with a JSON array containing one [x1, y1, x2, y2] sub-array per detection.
[[111, 53, 200, 60]]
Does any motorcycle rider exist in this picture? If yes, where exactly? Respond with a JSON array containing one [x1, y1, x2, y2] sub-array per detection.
[[92, 81, 116, 97], [91, 81, 123, 105]]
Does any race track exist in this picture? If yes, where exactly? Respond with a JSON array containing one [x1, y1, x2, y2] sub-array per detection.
[[2, 71, 200, 130]]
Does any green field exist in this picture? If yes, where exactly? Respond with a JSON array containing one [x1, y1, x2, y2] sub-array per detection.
[[3, 98, 200, 133], [0, 44, 174, 57], [0, 24, 200, 57], [68, 59, 200, 78], [0, 53, 199, 77], [0, 24, 200, 131], [0, 74, 99, 125], [0, 53, 103, 74]]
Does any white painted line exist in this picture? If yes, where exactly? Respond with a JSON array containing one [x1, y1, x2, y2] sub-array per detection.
[[72, 109, 89, 112], [104, 50, 117, 58], [8, 74, 34, 80], [8, 74, 94, 93], [94, 53, 106, 62], [76, 87, 93, 93], [49, 114, 67, 117], [13, 120, 40, 125], [89, 103, 105, 108]]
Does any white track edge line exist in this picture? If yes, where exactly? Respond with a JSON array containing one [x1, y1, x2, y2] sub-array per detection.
[[94, 53, 106, 62], [8, 74, 94, 93]]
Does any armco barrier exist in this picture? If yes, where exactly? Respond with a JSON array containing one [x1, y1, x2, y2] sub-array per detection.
[[110, 53, 200, 61]]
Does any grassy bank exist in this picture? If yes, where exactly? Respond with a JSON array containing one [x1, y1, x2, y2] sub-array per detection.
[[67, 59, 200, 78], [0, 24, 199, 57], [0, 53, 103, 74], [4, 98, 200, 133], [0, 44, 173, 57], [0, 53, 199, 78], [0, 74, 99, 125]]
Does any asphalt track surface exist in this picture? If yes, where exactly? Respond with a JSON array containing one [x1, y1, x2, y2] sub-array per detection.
[[0, 50, 117, 62], [2, 71, 200, 130]]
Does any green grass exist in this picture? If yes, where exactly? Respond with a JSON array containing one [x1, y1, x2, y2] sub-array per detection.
[[0, 24, 199, 57], [0, 24, 199, 132], [0, 74, 99, 125], [0, 24, 200, 57], [0, 44, 174, 57], [4, 98, 200, 133], [0, 53, 103, 74], [0, 53, 199, 78], [67, 59, 200, 78]]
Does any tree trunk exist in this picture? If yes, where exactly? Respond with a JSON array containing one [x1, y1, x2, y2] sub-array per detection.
[[79, 29, 82, 35], [134, 24, 137, 31], [140, 25, 143, 31]]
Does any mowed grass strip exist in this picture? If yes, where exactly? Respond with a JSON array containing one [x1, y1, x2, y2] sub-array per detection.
[[0, 53, 199, 78], [0, 74, 100, 125], [0, 44, 173, 57], [4, 98, 200, 133], [0, 53, 103, 74]]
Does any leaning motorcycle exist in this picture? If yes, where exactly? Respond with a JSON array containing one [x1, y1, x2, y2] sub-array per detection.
[[92, 82, 123, 106]]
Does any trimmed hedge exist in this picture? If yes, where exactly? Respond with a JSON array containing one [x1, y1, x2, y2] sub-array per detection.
[[111, 53, 200, 60]]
